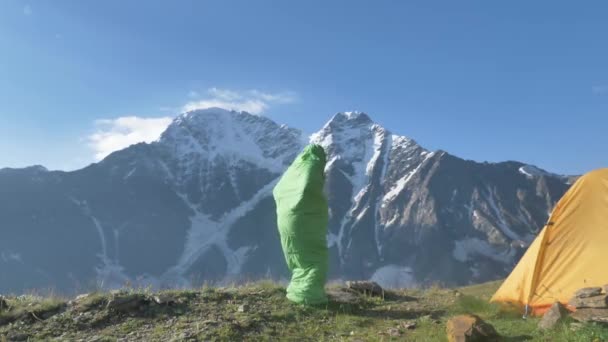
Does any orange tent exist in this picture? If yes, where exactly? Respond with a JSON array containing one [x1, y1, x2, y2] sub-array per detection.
[[491, 168, 608, 315]]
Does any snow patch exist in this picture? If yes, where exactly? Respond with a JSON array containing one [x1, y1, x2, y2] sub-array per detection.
[[485, 185, 521, 240], [374, 134, 392, 255], [355, 206, 369, 221], [161, 108, 302, 176], [343, 111, 363, 119], [385, 212, 400, 227], [124, 167, 137, 180], [391, 135, 414, 150], [69, 197, 130, 289], [312, 119, 385, 264], [382, 152, 434, 202], [366, 127, 384, 176], [518, 165, 558, 178], [168, 178, 279, 282]]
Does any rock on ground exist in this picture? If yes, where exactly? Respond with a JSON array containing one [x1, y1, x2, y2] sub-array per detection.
[[573, 287, 603, 299], [446, 314, 500, 342], [326, 288, 361, 304], [106, 293, 147, 313], [386, 327, 401, 337], [571, 308, 608, 324], [569, 294, 608, 309], [538, 302, 569, 330], [152, 293, 177, 305], [400, 320, 417, 330], [346, 281, 384, 297]]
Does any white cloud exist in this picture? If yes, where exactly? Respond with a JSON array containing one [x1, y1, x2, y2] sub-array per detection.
[[207, 87, 242, 101], [88, 116, 172, 161], [23, 5, 32, 15], [182, 88, 297, 114], [592, 85, 608, 95], [248, 90, 297, 104]]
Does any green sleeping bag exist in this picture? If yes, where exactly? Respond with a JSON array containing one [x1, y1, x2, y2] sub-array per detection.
[[272, 144, 329, 305]]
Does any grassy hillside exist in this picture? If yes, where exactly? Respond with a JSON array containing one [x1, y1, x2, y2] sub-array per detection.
[[1, 281, 607, 341]]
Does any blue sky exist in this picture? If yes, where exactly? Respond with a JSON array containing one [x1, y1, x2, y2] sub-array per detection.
[[0, 1, 606, 174]]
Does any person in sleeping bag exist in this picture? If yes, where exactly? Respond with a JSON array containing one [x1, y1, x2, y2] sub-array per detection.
[[272, 144, 329, 305]]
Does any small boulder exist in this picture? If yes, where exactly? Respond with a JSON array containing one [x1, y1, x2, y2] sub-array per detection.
[[573, 287, 602, 299], [446, 314, 500, 342], [346, 281, 384, 296], [153, 293, 177, 305], [75, 293, 90, 301], [386, 327, 401, 337], [106, 293, 147, 313], [569, 294, 608, 309], [238, 304, 249, 313], [400, 320, 417, 330], [538, 302, 569, 330], [327, 288, 360, 304], [571, 308, 608, 324]]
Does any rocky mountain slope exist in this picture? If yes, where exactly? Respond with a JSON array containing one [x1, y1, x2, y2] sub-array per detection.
[[0, 108, 572, 294]]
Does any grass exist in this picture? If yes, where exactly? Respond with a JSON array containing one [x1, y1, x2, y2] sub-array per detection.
[[0, 281, 606, 341], [0, 295, 66, 326]]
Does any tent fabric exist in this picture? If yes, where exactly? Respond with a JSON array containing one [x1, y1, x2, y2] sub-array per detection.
[[491, 168, 608, 314], [273, 144, 329, 305]]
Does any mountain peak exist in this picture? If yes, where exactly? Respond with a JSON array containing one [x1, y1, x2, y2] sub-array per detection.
[[157, 107, 303, 174], [311, 111, 381, 143], [173, 107, 239, 125], [328, 111, 374, 126]]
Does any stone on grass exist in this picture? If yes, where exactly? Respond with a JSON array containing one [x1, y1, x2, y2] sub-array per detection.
[[346, 281, 384, 296], [446, 314, 499, 342], [569, 294, 608, 309], [573, 287, 602, 299], [386, 327, 401, 337], [106, 293, 147, 313], [400, 320, 417, 329], [153, 293, 177, 305], [571, 308, 608, 324], [75, 293, 90, 301], [326, 288, 360, 304], [538, 302, 569, 330]]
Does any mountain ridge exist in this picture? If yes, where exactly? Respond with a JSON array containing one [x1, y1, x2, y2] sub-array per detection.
[[0, 108, 572, 294]]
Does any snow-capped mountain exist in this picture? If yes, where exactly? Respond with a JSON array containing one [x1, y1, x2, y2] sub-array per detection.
[[0, 108, 571, 294]]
